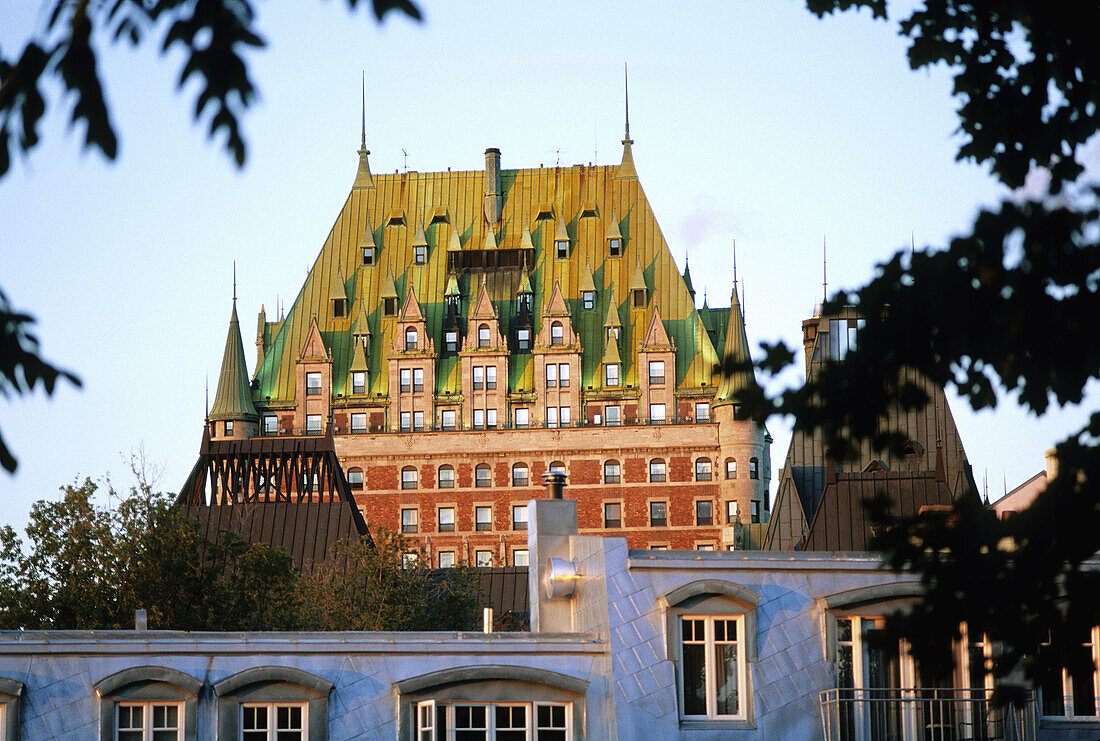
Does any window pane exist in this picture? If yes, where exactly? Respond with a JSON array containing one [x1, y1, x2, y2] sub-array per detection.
[[714, 640, 740, 716], [682, 621, 707, 716]]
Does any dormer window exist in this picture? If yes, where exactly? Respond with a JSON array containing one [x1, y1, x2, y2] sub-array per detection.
[[332, 297, 346, 318], [605, 363, 620, 387], [607, 326, 620, 341], [516, 328, 531, 352], [582, 291, 595, 310], [414, 245, 426, 265], [556, 240, 569, 259], [306, 372, 322, 396], [478, 324, 491, 348], [362, 245, 374, 265], [405, 327, 417, 351], [444, 330, 459, 354], [632, 288, 645, 308], [518, 291, 533, 314], [608, 238, 621, 257], [383, 297, 397, 316], [550, 322, 564, 346], [351, 371, 367, 394]]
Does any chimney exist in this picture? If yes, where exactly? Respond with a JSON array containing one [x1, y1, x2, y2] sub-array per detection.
[[1044, 447, 1058, 481], [135, 609, 148, 631], [543, 471, 566, 499], [484, 148, 502, 224]]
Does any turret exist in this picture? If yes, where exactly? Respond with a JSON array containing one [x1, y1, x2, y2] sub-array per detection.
[[209, 298, 259, 440]]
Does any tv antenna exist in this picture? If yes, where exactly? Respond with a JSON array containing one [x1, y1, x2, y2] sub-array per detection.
[[401, 148, 409, 171]]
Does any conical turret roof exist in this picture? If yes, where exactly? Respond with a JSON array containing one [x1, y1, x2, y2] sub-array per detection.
[[714, 286, 755, 405], [209, 300, 259, 422]]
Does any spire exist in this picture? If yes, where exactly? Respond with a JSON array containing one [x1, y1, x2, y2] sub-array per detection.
[[683, 254, 695, 301], [616, 63, 637, 180], [209, 298, 259, 422], [822, 235, 828, 302], [714, 273, 755, 406], [354, 72, 374, 189]]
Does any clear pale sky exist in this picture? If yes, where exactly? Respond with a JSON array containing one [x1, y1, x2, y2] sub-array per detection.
[[2, 1, 1095, 531]]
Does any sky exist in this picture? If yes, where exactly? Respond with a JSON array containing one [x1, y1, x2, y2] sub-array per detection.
[[2, 0, 1095, 532]]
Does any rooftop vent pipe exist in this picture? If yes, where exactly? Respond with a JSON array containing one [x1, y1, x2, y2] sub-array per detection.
[[484, 148, 502, 224], [542, 471, 566, 500]]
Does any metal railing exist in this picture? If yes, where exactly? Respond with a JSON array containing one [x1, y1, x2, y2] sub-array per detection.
[[819, 688, 1037, 741]]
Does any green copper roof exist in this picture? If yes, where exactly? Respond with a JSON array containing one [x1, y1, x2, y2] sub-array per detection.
[[209, 301, 258, 422], [713, 286, 754, 405]]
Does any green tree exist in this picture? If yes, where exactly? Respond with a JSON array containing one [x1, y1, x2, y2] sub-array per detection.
[[735, 0, 1099, 701], [297, 528, 481, 632], [0, 0, 421, 474]]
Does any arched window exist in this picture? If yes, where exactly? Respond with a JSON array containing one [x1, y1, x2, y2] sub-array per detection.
[[649, 459, 667, 483], [405, 327, 417, 351], [549, 461, 566, 475], [512, 463, 529, 487], [478, 324, 491, 348], [437, 465, 455, 489], [695, 458, 713, 481], [401, 466, 418, 490], [725, 458, 737, 479], [603, 460, 621, 484], [475, 464, 492, 488], [749, 458, 759, 480], [347, 468, 364, 490], [213, 667, 332, 741], [96, 666, 202, 741], [550, 321, 564, 345]]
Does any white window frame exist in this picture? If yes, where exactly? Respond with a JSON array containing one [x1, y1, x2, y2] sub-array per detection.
[[545, 363, 557, 388], [350, 413, 367, 433], [649, 403, 666, 423], [582, 291, 595, 310], [486, 366, 498, 390], [558, 363, 570, 388], [401, 368, 412, 393], [546, 406, 559, 428], [117, 701, 184, 741], [305, 372, 322, 396], [648, 360, 665, 385], [405, 327, 418, 351], [240, 702, 308, 741], [413, 368, 424, 393], [437, 552, 456, 569], [604, 363, 620, 387], [441, 409, 457, 431], [415, 700, 570, 740], [437, 506, 455, 532], [512, 504, 528, 530], [305, 415, 323, 435], [514, 408, 530, 429], [695, 402, 710, 422], [604, 405, 621, 426], [351, 371, 367, 394], [512, 549, 529, 567], [263, 415, 278, 434], [679, 615, 748, 721], [474, 550, 493, 567], [559, 406, 570, 427], [475, 505, 492, 529], [550, 322, 564, 345]]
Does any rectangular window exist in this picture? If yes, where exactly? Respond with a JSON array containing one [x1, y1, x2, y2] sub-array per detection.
[[473, 409, 485, 429], [1042, 625, 1100, 718], [486, 409, 497, 429], [383, 297, 397, 316], [418, 701, 571, 740], [559, 407, 570, 427], [604, 502, 622, 529], [401, 468, 417, 490], [603, 461, 621, 484], [414, 244, 426, 264], [633, 288, 646, 308], [751, 500, 761, 524], [546, 407, 559, 428], [726, 459, 737, 479], [402, 552, 418, 569], [352, 371, 367, 394], [681, 616, 745, 719], [473, 366, 484, 391], [696, 543, 715, 551], [726, 500, 739, 524], [118, 702, 182, 741], [475, 550, 493, 567], [263, 415, 278, 435], [224, 420, 234, 436], [648, 360, 665, 385], [350, 413, 367, 433], [478, 325, 490, 347], [608, 237, 621, 256], [438, 551, 456, 568], [556, 239, 569, 259], [400, 368, 412, 393], [413, 368, 424, 393], [445, 330, 458, 354], [749, 458, 759, 480], [305, 414, 323, 434], [475, 505, 492, 530], [696, 459, 713, 481], [438, 506, 455, 531], [347, 470, 364, 490], [486, 366, 497, 390], [605, 405, 621, 426], [582, 291, 595, 310], [650, 460, 666, 482], [441, 409, 457, 431], [413, 410, 424, 431], [650, 501, 667, 527], [400, 412, 412, 432], [305, 372, 322, 396], [558, 364, 569, 388], [512, 504, 528, 531], [514, 408, 530, 428], [242, 703, 306, 741], [649, 403, 666, 423], [695, 402, 710, 422], [517, 328, 531, 351], [513, 549, 529, 567], [696, 500, 713, 526], [605, 364, 620, 387], [401, 508, 418, 533], [362, 245, 374, 265], [546, 363, 557, 388]]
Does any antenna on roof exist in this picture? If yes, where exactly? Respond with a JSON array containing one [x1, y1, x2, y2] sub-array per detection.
[[983, 468, 989, 504], [232, 261, 237, 303], [594, 113, 598, 165], [822, 235, 828, 302], [204, 375, 209, 420], [732, 239, 739, 293], [401, 149, 408, 171], [360, 70, 366, 150]]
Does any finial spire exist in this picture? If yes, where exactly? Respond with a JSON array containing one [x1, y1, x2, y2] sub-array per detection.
[[360, 70, 366, 150], [354, 72, 374, 189], [624, 62, 631, 143], [232, 261, 237, 303], [732, 239, 739, 292], [822, 235, 828, 302]]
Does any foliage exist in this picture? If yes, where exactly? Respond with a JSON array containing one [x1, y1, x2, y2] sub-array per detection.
[[0, 476, 301, 630], [731, 0, 1100, 700], [0, 289, 80, 473], [0, 473, 483, 632], [297, 528, 482, 632], [0, 0, 421, 475]]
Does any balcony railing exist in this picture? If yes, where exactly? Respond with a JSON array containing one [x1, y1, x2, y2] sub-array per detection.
[[819, 688, 1037, 741]]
